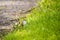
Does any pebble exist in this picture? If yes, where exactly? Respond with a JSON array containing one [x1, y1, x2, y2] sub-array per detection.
[[22, 20, 26, 26]]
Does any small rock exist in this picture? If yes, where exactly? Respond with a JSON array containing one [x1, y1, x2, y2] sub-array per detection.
[[22, 20, 26, 26]]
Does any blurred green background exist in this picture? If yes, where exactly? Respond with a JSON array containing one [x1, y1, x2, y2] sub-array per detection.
[[3, 0, 60, 40]]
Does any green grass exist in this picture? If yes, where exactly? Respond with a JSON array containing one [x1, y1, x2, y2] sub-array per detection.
[[3, 0, 60, 40]]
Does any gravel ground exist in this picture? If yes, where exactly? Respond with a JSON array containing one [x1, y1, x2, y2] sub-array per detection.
[[0, 0, 36, 30]]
